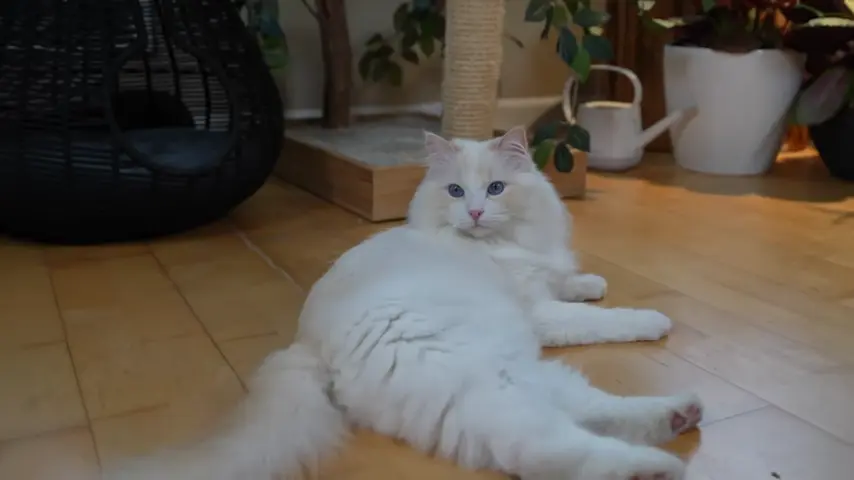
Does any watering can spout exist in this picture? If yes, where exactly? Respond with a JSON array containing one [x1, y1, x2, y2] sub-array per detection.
[[635, 106, 698, 150]]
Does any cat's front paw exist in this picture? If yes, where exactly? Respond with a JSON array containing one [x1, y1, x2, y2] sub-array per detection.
[[622, 309, 673, 341], [563, 274, 608, 302]]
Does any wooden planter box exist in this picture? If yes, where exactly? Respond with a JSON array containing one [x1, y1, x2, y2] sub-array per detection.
[[540, 149, 587, 198], [275, 118, 587, 223]]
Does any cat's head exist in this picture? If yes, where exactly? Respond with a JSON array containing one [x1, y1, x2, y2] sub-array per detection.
[[408, 126, 551, 238]]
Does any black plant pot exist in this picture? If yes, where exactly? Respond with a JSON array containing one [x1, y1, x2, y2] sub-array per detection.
[[809, 107, 854, 181]]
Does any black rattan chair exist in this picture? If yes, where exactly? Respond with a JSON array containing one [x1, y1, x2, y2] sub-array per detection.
[[0, 0, 284, 244]]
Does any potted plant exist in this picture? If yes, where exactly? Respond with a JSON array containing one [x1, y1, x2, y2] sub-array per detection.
[[786, 0, 854, 180], [637, 0, 808, 175]]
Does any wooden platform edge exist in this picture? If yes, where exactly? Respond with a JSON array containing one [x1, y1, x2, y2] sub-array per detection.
[[274, 135, 425, 222], [275, 125, 587, 223]]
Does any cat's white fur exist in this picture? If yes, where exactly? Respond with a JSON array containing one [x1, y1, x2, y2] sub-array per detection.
[[105, 127, 703, 480]]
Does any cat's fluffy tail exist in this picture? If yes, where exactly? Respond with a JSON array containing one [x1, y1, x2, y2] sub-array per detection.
[[104, 343, 347, 480]]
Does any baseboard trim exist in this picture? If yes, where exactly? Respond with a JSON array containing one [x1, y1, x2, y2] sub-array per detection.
[[284, 102, 443, 120]]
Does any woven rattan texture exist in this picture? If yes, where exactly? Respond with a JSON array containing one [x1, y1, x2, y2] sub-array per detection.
[[0, 0, 283, 244]]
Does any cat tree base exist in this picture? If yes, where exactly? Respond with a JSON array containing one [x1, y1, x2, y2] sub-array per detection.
[[275, 116, 586, 223]]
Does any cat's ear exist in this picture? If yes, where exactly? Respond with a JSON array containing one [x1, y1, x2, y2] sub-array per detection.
[[423, 131, 458, 167], [489, 125, 534, 172]]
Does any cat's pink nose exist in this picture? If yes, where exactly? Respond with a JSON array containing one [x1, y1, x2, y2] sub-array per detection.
[[468, 209, 484, 220]]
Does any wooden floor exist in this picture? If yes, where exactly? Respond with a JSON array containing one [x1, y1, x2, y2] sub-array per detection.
[[2, 154, 854, 479]]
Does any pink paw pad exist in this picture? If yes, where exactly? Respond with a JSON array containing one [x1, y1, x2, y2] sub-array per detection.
[[670, 403, 703, 434]]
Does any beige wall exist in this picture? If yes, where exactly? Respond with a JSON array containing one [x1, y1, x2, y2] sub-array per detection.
[[276, 0, 576, 112]]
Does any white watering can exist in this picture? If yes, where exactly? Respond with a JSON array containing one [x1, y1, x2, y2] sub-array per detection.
[[562, 64, 697, 171]]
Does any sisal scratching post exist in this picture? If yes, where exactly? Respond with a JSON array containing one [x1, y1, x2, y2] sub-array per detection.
[[441, 0, 505, 140]]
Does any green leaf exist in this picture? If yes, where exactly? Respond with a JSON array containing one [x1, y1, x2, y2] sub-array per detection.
[[366, 33, 384, 47], [532, 140, 555, 170], [562, 0, 580, 14], [650, 16, 698, 30], [402, 28, 419, 50], [557, 27, 579, 65], [582, 34, 613, 61], [430, 12, 446, 40], [554, 142, 575, 173], [540, 7, 555, 39], [570, 45, 591, 81], [565, 124, 591, 152], [846, 0, 854, 16], [419, 34, 435, 56], [376, 44, 395, 58], [636, 0, 656, 12], [786, 3, 822, 22], [792, 66, 851, 125], [393, 3, 410, 32], [412, 0, 432, 11], [257, 11, 289, 70], [701, 0, 716, 12], [387, 61, 403, 87], [421, 14, 436, 38], [552, 5, 570, 28], [573, 8, 610, 28], [372, 59, 390, 82], [525, 0, 552, 22], [401, 49, 420, 65], [358, 52, 375, 80], [532, 122, 559, 146], [802, 17, 854, 28]]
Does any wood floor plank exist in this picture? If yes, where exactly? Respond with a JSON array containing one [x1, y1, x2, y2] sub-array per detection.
[[582, 169, 854, 298], [634, 292, 854, 444], [570, 207, 854, 365], [679, 406, 854, 480]]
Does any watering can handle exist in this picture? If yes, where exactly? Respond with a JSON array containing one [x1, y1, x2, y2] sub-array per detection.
[[562, 64, 644, 124]]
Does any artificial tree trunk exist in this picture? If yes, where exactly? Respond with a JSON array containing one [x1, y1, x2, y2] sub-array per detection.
[[314, 0, 353, 128]]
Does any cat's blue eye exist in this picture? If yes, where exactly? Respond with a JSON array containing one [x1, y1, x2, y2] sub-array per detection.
[[447, 183, 465, 198], [487, 181, 505, 196]]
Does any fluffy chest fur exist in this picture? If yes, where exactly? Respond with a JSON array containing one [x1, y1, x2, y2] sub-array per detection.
[[297, 227, 544, 371]]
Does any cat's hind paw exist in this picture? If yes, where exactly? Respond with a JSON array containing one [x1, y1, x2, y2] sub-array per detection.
[[641, 393, 704, 445], [582, 443, 685, 480], [669, 395, 704, 436], [629, 473, 680, 480], [617, 448, 685, 480]]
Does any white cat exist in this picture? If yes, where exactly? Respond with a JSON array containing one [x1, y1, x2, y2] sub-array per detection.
[[107, 127, 702, 480]]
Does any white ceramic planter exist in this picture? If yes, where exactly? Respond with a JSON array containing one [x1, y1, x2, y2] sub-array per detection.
[[663, 45, 803, 175]]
